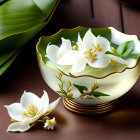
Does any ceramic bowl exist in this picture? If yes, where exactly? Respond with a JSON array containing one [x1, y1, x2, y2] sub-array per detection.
[[36, 26, 140, 113]]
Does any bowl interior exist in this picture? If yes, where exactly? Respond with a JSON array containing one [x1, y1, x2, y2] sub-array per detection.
[[36, 26, 138, 78]]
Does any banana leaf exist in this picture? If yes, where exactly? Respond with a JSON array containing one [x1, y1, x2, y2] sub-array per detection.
[[0, 0, 59, 75]]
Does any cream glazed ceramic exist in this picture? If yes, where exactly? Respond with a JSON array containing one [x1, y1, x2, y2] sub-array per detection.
[[36, 27, 140, 106]]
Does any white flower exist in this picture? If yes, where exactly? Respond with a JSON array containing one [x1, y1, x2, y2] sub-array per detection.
[[46, 37, 73, 65], [47, 29, 129, 73], [58, 29, 112, 73], [5, 91, 61, 132], [44, 117, 56, 130]]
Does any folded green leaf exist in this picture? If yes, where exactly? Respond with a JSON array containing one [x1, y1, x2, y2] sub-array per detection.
[[0, 49, 17, 65], [0, 50, 20, 75], [91, 91, 110, 97], [73, 84, 88, 94], [0, 0, 6, 4], [0, 0, 59, 75], [116, 40, 134, 58]]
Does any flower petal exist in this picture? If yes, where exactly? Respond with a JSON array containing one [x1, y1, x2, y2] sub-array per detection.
[[57, 50, 81, 65], [5, 103, 25, 121], [83, 29, 96, 50], [125, 58, 137, 67], [77, 33, 86, 52], [41, 90, 49, 114], [7, 122, 30, 132], [57, 38, 72, 57], [71, 57, 86, 73], [46, 97, 61, 114], [24, 113, 42, 124], [132, 39, 140, 54], [87, 52, 110, 68], [46, 44, 59, 62], [107, 54, 127, 65], [20, 91, 42, 110], [95, 36, 112, 52]]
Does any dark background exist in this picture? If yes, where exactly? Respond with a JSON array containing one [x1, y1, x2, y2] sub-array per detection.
[[1, 0, 140, 139]]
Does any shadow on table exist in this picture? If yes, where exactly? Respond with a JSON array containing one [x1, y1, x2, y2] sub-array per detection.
[[82, 92, 140, 131]]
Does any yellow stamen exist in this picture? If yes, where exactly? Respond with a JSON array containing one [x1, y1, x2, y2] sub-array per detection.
[[21, 104, 39, 118], [111, 47, 117, 55], [84, 48, 97, 63], [92, 43, 103, 52], [47, 119, 56, 126]]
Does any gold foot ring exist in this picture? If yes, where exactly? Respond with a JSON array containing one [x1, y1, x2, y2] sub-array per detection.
[[63, 98, 116, 115]]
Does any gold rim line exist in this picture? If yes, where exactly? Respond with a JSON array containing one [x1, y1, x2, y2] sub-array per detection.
[[63, 98, 116, 114]]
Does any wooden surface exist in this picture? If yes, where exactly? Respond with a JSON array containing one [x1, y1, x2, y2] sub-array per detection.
[[1, 0, 140, 139]]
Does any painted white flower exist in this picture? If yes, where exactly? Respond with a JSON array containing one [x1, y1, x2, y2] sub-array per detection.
[[5, 91, 61, 132], [58, 29, 112, 73], [46, 37, 72, 64], [44, 117, 56, 130]]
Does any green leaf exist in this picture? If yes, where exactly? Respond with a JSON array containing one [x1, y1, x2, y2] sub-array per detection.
[[0, 0, 60, 75], [58, 84, 67, 95], [0, 49, 17, 65], [0, 0, 7, 4], [69, 72, 75, 76], [91, 91, 110, 98], [110, 43, 118, 49], [105, 51, 115, 55], [73, 84, 88, 94], [116, 42, 127, 56], [121, 41, 134, 59], [127, 53, 140, 59], [116, 41, 134, 58], [0, 50, 20, 75]]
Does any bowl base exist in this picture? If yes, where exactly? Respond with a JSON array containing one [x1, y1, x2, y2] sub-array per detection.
[[63, 98, 116, 114]]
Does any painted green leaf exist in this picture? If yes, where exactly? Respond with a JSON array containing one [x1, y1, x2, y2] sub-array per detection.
[[69, 72, 75, 77], [0, 0, 60, 75], [73, 84, 88, 94], [91, 91, 110, 97], [116, 40, 134, 58]]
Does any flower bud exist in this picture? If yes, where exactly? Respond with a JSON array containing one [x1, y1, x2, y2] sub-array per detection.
[[67, 93, 73, 98], [67, 86, 72, 92], [83, 90, 88, 95], [73, 45, 78, 50], [83, 95, 92, 99]]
